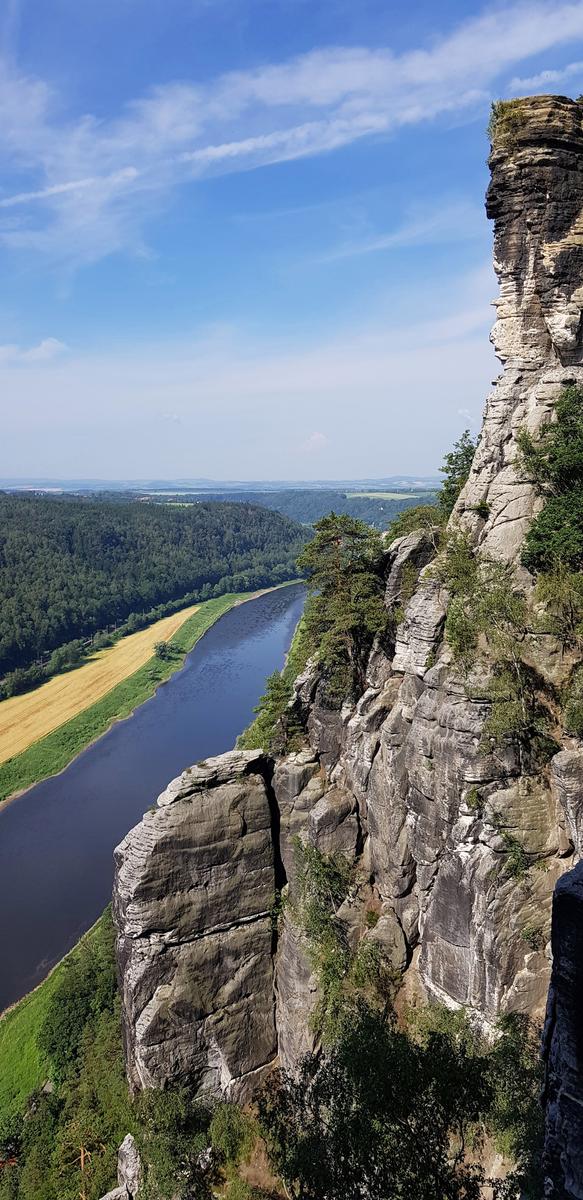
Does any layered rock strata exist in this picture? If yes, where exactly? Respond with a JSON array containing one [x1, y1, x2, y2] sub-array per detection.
[[113, 99, 583, 1192]]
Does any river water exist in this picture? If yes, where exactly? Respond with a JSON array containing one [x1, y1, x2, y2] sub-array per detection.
[[0, 584, 305, 1012]]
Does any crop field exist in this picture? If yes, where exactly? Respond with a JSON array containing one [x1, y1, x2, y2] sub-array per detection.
[[0, 605, 199, 764]]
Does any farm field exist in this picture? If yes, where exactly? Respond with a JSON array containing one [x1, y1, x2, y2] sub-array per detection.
[[0, 604, 200, 764]]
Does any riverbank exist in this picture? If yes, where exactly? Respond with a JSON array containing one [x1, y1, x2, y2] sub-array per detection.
[[0, 603, 202, 764], [0, 584, 298, 807], [0, 912, 109, 1119]]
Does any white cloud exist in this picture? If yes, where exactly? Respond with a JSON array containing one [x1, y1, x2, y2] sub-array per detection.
[[0, 337, 67, 364], [1, 264, 496, 477], [1, 2, 583, 266], [508, 59, 583, 92], [302, 431, 328, 453]]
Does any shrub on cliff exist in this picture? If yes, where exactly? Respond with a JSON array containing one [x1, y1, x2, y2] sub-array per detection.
[[519, 386, 583, 572], [298, 514, 388, 706]]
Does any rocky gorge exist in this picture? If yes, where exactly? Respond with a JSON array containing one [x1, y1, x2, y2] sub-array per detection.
[[112, 96, 583, 1198]]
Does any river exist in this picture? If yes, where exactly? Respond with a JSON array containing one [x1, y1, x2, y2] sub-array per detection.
[[0, 584, 305, 1012]]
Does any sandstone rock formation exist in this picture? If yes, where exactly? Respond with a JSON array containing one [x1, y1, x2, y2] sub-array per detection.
[[114, 751, 279, 1097], [99, 1134, 141, 1200], [112, 95, 583, 1186]]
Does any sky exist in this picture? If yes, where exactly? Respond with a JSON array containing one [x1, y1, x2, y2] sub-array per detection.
[[2, 1, 583, 481]]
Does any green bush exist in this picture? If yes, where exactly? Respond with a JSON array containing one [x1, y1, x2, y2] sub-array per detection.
[[37, 911, 117, 1085], [258, 1002, 543, 1200], [210, 1104, 255, 1166], [519, 386, 583, 571], [565, 666, 583, 736], [297, 514, 388, 707]]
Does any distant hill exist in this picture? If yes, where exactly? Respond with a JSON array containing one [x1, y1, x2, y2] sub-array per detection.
[[140, 487, 437, 532], [0, 494, 306, 678]]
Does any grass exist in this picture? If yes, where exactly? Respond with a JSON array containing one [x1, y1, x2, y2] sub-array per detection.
[[0, 588, 290, 805], [0, 914, 107, 1119], [0, 604, 201, 764]]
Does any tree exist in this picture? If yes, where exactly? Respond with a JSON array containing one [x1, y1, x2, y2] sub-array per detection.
[[297, 515, 388, 705], [154, 641, 172, 661], [438, 430, 476, 518]]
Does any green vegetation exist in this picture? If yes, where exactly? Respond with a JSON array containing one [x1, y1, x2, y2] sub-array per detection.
[[150, 487, 436, 532], [565, 665, 583, 736], [258, 1002, 543, 1200], [0, 591, 274, 803], [0, 493, 306, 687], [436, 533, 556, 754], [437, 429, 476, 519], [385, 430, 476, 543], [290, 840, 397, 1043], [0, 915, 269, 1200], [298, 514, 389, 706], [488, 99, 525, 149], [518, 386, 583, 572], [238, 617, 310, 753]]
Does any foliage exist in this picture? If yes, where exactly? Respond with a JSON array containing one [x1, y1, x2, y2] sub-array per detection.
[[518, 386, 583, 571], [0, 493, 306, 682], [258, 1002, 543, 1200], [165, 487, 437, 532], [291, 841, 396, 1041], [488, 99, 525, 148], [37, 912, 117, 1085], [0, 593, 264, 804], [238, 618, 309, 753], [210, 1104, 255, 1166], [385, 503, 444, 543], [488, 809, 530, 879], [436, 535, 555, 754], [438, 430, 476, 519], [153, 640, 173, 660], [485, 1013, 544, 1196], [534, 562, 583, 647], [297, 514, 388, 706], [564, 666, 583, 737], [135, 1088, 212, 1200], [292, 839, 352, 1040]]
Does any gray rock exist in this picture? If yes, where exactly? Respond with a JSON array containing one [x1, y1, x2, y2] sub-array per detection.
[[113, 751, 278, 1097], [543, 863, 583, 1198], [117, 1134, 141, 1198]]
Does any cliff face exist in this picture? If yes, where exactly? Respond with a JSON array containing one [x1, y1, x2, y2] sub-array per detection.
[[112, 95, 583, 1176]]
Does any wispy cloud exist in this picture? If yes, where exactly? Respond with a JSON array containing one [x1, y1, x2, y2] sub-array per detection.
[[1, 2, 583, 267], [508, 58, 583, 93], [316, 200, 486, 262], [0, 337, 67, 364], [2, 265, 495, 477]]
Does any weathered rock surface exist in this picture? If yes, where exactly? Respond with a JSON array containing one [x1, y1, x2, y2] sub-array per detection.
[[543, 863, 583, 1199], [114, 751, 278, 1098], [112, 94, 583, 1194], [99, 1134, 141, 1200]]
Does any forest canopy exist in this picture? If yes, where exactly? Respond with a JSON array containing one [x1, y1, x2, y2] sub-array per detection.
[[0, 494, 306, 677]]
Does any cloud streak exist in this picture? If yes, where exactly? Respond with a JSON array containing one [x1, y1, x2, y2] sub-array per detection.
[[1, 2, 583, 266]]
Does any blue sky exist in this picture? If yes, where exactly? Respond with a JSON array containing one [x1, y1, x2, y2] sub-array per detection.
[[2, 0, 583, 481]]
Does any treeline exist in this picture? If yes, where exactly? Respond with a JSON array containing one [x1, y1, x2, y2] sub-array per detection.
[[0, 495, 306, 683], [150, 488, 435, 530]]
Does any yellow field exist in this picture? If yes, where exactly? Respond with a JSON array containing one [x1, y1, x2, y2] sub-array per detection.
[[0, 606, 199, 765]]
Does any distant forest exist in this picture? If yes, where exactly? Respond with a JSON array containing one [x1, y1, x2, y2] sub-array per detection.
[[149, 488, 435, 530], [0, 494, 306, 679]]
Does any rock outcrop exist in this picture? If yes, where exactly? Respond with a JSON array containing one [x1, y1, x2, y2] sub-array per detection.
[[114, 751, 279, 1097], [99, 1135, 141, 1200], [543, 863, 583, 1199], [112, 96, 583, 1185]]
